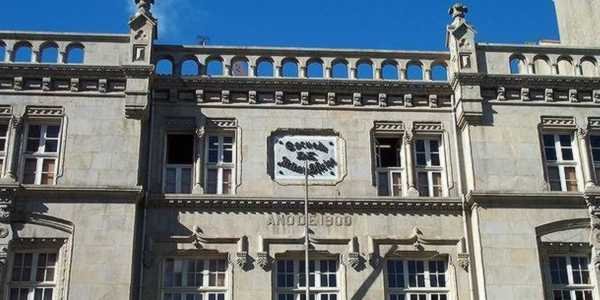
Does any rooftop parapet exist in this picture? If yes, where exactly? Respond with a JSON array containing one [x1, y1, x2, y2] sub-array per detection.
[[0, 31, 131, 66], [152, 45, 451, 82]]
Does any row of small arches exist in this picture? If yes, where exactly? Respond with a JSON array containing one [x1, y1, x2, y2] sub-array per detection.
[[0, 41, 85, 64], [509, 54, 598, 77], [154, 56, 449, 81]]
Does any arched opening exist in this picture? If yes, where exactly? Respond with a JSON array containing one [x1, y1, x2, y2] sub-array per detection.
[[156, 58, 174, 75], [40, 42, 59, 63], [331, 59, 348, 79], [0, 42, 5, 62], [282, 58, 299, 78], [581, 58, 597, 77], [509, 55, 526, 74], [406, 62, 423, 80], [557, 57, 574, 76], [256, 58, 274, 77], [307, 59, 324, 78], [533, 56, 551, 75], [206, 57, 224, 76], [181, 58, 200, 76], [357, 60, 373, 79], [381, 61, 398, 80], [431, 64, 448, 81], [13, 42, 33, 63], [231, 57, 249, 76], [65, 43, 84, 64]]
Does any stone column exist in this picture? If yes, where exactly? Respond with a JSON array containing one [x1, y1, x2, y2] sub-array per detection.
[[4, 50, 12, 63], [400, 68, 407, 80], [350, 67, 357, 79], [577, 128, 595, 188], [324, 67, 331, 79], [31, 50, 40, 63], [1, 117, 23, 183], [586, 196, 600, 300], [59, 51, 67, 64], [276, 66, 283, 78], [248, 65, 256, 78], [404, 131, 418, 196], [192, 126, 206, 193], [300, 66, 307, 78]]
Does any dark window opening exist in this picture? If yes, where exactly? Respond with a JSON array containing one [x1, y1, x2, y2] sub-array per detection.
[[376, 138, 401, 168], [167, 134, 194, 164]]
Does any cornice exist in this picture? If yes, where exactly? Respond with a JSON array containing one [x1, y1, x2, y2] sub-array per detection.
[[152, 76, 452, 94], [465, 191, 587, 209], [148, 194, 463, 213], [5, 185, 143, 203], [0, 31, 130, 43], [0, 63, 151, 78], [455, 73, 600, 89]]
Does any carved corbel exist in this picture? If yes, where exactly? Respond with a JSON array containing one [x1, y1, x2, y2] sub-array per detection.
[[301, 91, 310, 105], [248, 90, 257, 104], [344, 237, 364, 271], [521, 88, 529, 101], [327, 92, 336, 106], [496, 87, 505, 101], [221, 90, 230, 104], [543, 88, 553, 102], [42, 77, 51, 92], [569, 89, 578, 103], [0, 186, 17, 224], [70, 78, 79, 92], [593, 90, 600, 104], [353, 93, 362, 106], [99, 79, 108, 93], [457, 253, 470, 271], [14, 77, 23, 91], [255, 251, 271, 270], [404, 94, 413, 107], [275, 91, 284, 105], [429, 94, 438, 108], [378, 93, 387, 107], [195, 89, 204, 103], [232, 236, 251, 270]]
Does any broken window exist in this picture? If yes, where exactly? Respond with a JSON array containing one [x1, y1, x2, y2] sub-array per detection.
[[164, 134, 194, 193], [375, 137, 403, 197]]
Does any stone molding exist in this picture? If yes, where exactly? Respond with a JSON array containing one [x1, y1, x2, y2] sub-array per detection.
[[540, 116, 577, 129], [0, 106, 12, 118], [25, 105, 64, 118], [207, 118, 237, 129], [373, 121, 404, 133], [466, 191, 587, 209], [413, 121, 444, 132]]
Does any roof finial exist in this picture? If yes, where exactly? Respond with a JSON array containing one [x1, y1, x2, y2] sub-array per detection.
[[135, 0, 154, 15], [449, 3, 468, 21]]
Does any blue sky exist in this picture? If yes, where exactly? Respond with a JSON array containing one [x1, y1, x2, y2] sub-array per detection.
[[1, 0, 559, 50]]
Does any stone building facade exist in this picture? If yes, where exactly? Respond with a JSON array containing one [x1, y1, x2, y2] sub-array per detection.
[[0, 0, 599, 299]]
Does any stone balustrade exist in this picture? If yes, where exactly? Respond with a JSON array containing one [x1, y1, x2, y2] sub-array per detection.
[[152, 45, 452, 82], [478, 43, 600, 77]]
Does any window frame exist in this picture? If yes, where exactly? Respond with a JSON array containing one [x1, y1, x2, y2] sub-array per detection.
[[384, 258, 450, 300], [204, 133, 236, 195], [6, 248, 61, 300], [0, 121, 9, 178], [589, 134, 600, 185], [19, 122, 62, 185], [159, 256, 231, 300], [541, 132, 582, 192], [541, 248, 597, 300], [374, 135, 406, 197], [163, 133, 195, 194], [414, 136, 447, 197], [274, 258, 342, 300]]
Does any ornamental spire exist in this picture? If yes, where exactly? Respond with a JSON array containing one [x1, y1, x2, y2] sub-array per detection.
[[135, 0, 154, 16], [449, 3, 468, 21]]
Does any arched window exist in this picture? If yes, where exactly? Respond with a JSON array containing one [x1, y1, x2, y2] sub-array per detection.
[[557, 57, 574, 76], [357, 60, 373, 79], [181, 58, 200, 76], [406, 62, 423, 80], [13, 42, 32, 63], [156, 58, 174, 75], [331, 59, 348, 79], [206, 57, 224, 76], [431, 64, 448, 81], [0, 42, 5, 62], [40, 42, 59, 63], [256, 58, 274, 77], [65, 43, 84, 64], [381, 61, 398, 80], [533, 56, 551, 75], [282, 58, 299, 78], [307, 59, 323, 78], [230, 57, 249, 77], [509, 55, 526, 74], [581, 58, 597, 77]]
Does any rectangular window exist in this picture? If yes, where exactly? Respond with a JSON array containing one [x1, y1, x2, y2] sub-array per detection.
[[547, 255, 593, 300], [205, 135, 235, 195], [543, 134, 579, 192], [162, 258, 228, 300], [590, 135, 600, 184], [164, 134, 194, 194], [0, 123, 7, 177], [275, 259, 339, 300], [375, 137, 404, 197], [415, 138, 444, 197], [21, 124, 60, 185], [8, 251, 58, 300], [386, 259, 448, 300]]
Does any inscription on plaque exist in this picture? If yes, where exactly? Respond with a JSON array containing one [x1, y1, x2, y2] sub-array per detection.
[[267, 214, 352, 227], [274, 135, 338, 181]]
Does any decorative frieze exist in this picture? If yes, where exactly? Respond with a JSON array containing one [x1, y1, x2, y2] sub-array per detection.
[[207, 118, 237, 129], [589, 117, 600, 130], [0, 106, 11, 117], [413, 121, 443, 132], [540, 116, 576, 129], [373, 121, 404, 133], [25, 106, 65, 118]]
